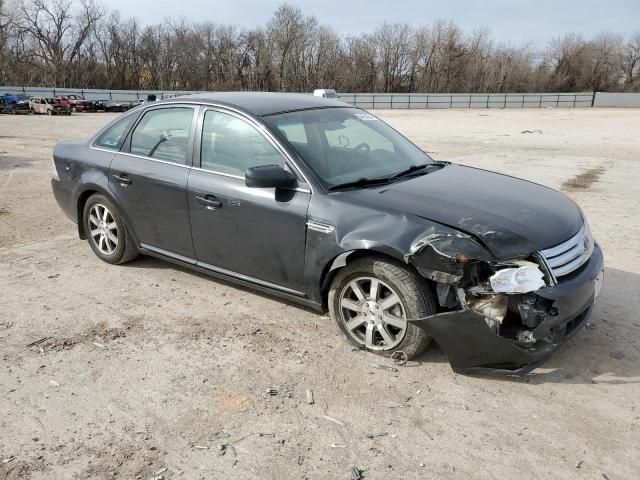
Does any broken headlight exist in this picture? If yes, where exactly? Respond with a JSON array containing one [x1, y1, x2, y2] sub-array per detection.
[[489, 261, 545, 294]]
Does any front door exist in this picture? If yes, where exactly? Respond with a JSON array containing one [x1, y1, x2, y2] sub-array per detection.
[[109, 105, 198, 259], [188, 108, 310, 292]]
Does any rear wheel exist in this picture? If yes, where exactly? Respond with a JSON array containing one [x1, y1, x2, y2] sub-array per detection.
[[328, 256, 435, 359], [83, 194, 138, 264]]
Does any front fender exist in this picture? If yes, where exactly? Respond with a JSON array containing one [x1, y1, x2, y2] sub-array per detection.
[[305, 194, 495, 304]]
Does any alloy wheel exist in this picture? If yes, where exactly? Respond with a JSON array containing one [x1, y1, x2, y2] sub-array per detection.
[[339, 276, 407, 350], [88, 203, 118, 255]]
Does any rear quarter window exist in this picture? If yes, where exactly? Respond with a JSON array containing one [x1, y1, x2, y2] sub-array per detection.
[[95, 114, 138, 150]]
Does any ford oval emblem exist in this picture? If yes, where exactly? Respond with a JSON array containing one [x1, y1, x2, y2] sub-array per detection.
[[583, 236, 590, 251]]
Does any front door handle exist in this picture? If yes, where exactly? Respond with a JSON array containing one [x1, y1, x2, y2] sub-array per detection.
[[195, 194, 222, 210], [112, 173, 132, 185]]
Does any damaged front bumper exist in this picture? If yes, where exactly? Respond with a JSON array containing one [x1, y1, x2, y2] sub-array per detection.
[[414, 244, 604, 375]]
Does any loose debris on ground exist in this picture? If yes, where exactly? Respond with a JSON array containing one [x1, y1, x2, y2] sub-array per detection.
[[561, 167, 605, 191]]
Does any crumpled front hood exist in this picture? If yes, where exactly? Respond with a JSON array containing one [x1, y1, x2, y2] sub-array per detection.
[[344, 164, 583, 258]]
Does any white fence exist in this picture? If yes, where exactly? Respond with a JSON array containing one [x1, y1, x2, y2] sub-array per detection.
[[336, 92, 597, 109], [2, 86, 640, 108], [593, 92, 640, 107], [0, 86, 183, 102]]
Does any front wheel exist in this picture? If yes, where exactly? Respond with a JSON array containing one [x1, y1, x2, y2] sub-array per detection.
[[328, 257, 435, 359], [83, 194, 139, 264]]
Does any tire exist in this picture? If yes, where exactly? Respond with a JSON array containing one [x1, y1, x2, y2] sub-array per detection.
[[46, 109, 52, 116], [83, 194, 139, 265], [328, 256, 435, 359]]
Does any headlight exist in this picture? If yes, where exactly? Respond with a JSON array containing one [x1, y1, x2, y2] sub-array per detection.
[[489, 261, 545, 294]]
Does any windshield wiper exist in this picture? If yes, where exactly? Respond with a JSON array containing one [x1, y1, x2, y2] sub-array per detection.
[[389, 163, 433, 180], [328, 162, 448, 191], [328, 177, 392, 191]]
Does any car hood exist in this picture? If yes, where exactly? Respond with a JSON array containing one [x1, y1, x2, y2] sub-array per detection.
[[341, 164, 583, 258]]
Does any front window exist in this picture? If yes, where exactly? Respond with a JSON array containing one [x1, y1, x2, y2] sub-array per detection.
[[264, 108, 433, 188], [200, 109, 284, 176]]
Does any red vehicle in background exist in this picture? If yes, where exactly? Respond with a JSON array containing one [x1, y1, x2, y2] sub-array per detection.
[[56, 95, 85, 112]]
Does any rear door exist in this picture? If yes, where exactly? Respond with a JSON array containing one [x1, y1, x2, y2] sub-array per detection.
[[108, 104, 198, 259], [188, 107, 310, 291]]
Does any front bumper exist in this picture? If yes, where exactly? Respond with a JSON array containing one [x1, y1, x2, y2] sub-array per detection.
[[415, 244, 604, 375]]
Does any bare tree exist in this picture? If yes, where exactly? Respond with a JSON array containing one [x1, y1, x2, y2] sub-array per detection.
[[621, 32, 640, 87], [1, 1, 636, 93], [18, 0, 103, 86], [267, 4, 306, 91]]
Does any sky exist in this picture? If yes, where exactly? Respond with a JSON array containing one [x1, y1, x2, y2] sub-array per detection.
[[103, 0, 639, 46]]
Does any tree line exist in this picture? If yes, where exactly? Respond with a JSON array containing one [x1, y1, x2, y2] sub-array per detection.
[[1, 0, 639, 93]]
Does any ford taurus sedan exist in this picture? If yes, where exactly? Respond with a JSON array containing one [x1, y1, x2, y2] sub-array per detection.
[[51, 92, 604, 374]]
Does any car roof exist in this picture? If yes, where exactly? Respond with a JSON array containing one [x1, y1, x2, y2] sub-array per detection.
[[163, 91, 349, 116]]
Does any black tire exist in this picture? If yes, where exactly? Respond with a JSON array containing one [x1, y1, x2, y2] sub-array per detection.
[[83, 194, 139, 264], [328, 256, 435, 359]]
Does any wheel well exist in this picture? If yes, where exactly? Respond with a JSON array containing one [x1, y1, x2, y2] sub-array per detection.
[[76, 190, 98, 239], [320, 249, 436, 308]]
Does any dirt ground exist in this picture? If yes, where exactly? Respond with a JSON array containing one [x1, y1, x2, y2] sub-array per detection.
[[1, 108, 639, 480]]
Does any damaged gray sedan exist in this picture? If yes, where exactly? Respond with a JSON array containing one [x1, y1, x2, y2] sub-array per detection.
[[51, 93, 604, 374]]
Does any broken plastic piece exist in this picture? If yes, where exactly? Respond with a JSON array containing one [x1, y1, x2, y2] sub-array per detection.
[[466, 295, 508, 333], [516, 329, 536, 345], [490, 263, 545, 293]]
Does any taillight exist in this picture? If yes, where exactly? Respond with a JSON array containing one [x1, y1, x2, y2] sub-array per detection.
[[51, 157, 60, 181]]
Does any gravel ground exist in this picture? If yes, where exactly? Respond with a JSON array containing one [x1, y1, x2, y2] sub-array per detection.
[[1, 109, 639, 480]]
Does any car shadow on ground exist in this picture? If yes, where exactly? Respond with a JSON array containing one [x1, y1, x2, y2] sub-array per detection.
[[125, 256, 640, 385], [123, 254, 322, 315], [0, 154, 37, 170]]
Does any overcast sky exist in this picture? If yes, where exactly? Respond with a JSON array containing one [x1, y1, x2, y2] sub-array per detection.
[[104, 0, 639, 46]]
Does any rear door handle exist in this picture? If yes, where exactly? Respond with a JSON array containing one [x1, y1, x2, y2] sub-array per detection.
[[195, 194, 222, 210], [112, 173, 132, 185]]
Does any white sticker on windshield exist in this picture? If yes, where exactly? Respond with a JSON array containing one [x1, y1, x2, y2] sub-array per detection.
[[354, 113, 378, 121]]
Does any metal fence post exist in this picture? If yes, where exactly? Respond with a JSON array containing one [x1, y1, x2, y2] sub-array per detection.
[[522, 95, 525, 108], [539, 95, 542, 108], [556, 95, 560, 107], [591, 91, 596, 107], [372, 94, 375, 109], [390, 94, 393, 109], [504, 94, 507, 108], [408, 94, 411, 109], [450, 95, 453, 108]]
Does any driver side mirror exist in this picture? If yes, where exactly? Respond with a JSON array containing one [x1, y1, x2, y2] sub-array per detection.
[[245, 164, 296, 189]]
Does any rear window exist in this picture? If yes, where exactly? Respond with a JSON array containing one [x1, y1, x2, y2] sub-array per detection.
[[130, 107, 194, 164]]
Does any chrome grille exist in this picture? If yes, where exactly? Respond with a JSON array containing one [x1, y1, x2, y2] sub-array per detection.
[[539, 223, 594, 280]]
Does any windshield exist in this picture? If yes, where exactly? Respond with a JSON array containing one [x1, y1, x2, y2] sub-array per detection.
[[264, 108, 433, 189]]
